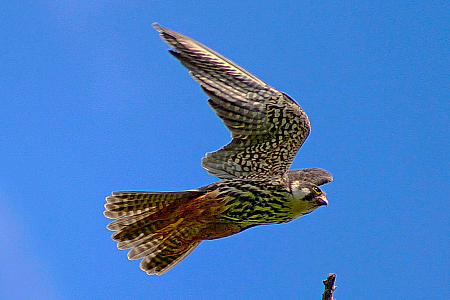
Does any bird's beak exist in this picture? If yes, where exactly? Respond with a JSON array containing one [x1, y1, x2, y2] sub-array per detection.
[[318, 195, 329, 206]]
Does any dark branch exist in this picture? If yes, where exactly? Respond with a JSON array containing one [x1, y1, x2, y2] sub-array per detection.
[[322, 273, 337, 300]]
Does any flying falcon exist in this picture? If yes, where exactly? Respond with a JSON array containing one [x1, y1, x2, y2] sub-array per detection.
[[104, 23, 333, 275]]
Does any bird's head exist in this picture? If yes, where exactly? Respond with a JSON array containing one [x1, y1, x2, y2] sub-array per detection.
[[284, 167, 332, 218], [289, 181, 329, 218]]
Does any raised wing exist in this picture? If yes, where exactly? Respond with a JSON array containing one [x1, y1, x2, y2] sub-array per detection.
[[154, 23, 310, 179]]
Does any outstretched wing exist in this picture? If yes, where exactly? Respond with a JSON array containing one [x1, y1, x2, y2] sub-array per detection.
[[154, 23, 311, 179]]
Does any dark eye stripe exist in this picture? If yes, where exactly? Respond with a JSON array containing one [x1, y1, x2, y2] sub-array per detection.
[[303, 194, 315, 201]]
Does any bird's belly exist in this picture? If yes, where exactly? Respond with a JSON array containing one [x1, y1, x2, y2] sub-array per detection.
[[196, 222, 244, 240]]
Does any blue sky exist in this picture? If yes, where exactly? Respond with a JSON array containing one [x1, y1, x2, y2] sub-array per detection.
[[1, 1, 449, 299]]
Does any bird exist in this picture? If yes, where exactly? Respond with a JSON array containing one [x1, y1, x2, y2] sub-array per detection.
[[104, 23, 333, 275]]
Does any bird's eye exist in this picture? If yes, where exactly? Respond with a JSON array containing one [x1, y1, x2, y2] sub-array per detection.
[[312, 187, 322, 195]]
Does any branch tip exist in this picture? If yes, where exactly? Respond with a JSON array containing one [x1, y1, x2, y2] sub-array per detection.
[[322, 273, 337, 300]]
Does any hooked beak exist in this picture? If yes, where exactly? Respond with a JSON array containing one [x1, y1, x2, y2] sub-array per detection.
[[318, 195, 329, 206]]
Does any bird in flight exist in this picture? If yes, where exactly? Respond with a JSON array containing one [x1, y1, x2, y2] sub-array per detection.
[[104, 23, 333, 275]]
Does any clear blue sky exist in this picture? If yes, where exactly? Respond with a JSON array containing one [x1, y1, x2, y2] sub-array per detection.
[[1, 1, 449, 299]]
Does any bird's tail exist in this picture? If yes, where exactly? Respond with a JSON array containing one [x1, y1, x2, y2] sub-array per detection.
[[104, 190, 204, 275]]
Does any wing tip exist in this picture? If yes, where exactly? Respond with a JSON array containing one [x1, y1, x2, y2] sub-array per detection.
[[152, 22, 163, 32]]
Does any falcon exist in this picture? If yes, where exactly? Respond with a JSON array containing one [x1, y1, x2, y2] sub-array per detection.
[[104, 23, 333, 275]]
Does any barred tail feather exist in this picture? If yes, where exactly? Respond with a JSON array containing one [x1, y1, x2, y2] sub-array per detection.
[[139, 225, 202, 275], [104, 190, 202, 219], [104, 190, 204, 275], [141, 240, 201, 275]]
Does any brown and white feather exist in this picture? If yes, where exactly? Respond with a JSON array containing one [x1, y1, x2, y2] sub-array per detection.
[[153, 23, 311, 179]]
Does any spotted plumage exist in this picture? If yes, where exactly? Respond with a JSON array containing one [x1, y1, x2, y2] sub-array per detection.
[[104, 23, 333, 275]]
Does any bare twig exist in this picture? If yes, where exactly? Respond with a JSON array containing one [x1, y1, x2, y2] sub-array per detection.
[[322, 273, 337, 300]]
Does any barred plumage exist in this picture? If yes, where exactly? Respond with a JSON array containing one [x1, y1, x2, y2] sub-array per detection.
[[104, 24, 333, 275]]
